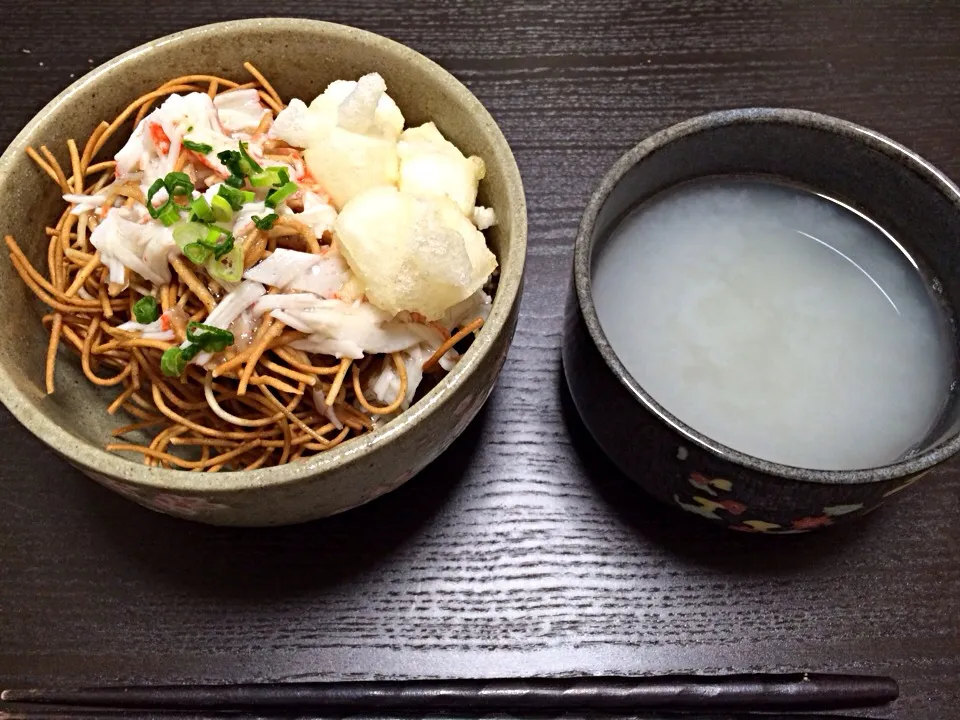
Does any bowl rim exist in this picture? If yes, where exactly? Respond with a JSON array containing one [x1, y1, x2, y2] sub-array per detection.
[[573, 106, 960, 484], [0, 17, 527, 492]]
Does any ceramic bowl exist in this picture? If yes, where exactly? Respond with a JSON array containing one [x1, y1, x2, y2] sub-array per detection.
[[0, 19, 526, 526], [563, 108, 960, 533]]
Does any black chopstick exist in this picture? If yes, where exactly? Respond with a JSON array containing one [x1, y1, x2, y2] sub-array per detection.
[[0, 712, 891, 720], [0, 713, 892, 720], [0, 673, 897, 713]]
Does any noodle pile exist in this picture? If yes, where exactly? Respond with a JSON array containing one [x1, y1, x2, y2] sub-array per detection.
[[5, 64, 485, 471]]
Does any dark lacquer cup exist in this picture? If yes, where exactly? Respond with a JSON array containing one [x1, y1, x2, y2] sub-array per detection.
[[563, 108, 960, 533]]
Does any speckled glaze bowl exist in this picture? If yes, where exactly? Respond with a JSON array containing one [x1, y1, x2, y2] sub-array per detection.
[[0, 19, 526, 526], [563, 108, 960, 533]]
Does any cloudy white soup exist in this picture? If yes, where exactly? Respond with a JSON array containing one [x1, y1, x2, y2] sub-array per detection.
[[592, 178, 955, 471]]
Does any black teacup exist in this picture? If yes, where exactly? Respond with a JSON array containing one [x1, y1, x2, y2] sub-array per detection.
[[563, 108, 960, 533]]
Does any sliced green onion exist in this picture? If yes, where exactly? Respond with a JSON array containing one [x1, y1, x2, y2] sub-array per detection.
[[160, 346, 186, 376], [188, 196, 214, 223], [217, 184, 254, 211], [213, 235, 235, 260], [183, 242, 211, 265], [160, 343, 203, 376], [217, 141, 262, 183], [206, 244, 243, 283], [146, 178, 167, 219], [182, 138, 213, 154], [217, 147, 260, 178], [252, 213, 278, 231], [172, 221, 207, 251], [164, 171, 193, 197], [238, 141, 262, 174], [132, 295, 160, 324], [217, 149, 244, 177], [249, 171, 275, 188], [156, 203, 181, 227], [249, 166, 289, 188], [265, 181, 299, 209], [186, 322, 235, 352], [211, 235, 235, 260], [148, 173, 195, 224], [210, 194, 233, 222], [198, 226, 235, 259], [204, 225, 225, 245]]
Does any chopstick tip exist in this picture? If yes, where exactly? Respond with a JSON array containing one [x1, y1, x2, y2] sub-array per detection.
[[0, 689, 32, 702]]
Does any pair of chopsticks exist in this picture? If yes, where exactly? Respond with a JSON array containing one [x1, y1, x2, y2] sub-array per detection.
[[0, 673, 897, 716]]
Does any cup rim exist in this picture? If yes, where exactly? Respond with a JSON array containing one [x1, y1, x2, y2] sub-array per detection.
[[0, 17, 527, 492], [573, 107, 960, 484]]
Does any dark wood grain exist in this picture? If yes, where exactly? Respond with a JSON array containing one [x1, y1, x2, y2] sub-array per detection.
[[1, 1, 959, 719]]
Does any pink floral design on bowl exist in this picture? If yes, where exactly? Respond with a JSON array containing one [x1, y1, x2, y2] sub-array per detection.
[[148, 493, 231, 516], [84, 471, 230, 517]]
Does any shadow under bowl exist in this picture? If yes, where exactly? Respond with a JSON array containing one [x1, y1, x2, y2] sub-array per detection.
[[563, 107, 960, 534]]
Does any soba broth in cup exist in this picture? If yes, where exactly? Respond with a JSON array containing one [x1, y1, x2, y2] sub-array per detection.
[[563, 108, 960, 531], [592, 176, 956, 471]]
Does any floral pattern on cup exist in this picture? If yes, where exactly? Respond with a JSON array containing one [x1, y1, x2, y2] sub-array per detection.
[[882, 469, 931, 497], [688, 471, 732, 496], [677, 471, 875, 533], [673, 493, 747, 520]]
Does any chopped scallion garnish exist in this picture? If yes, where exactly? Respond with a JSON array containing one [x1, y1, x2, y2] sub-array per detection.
[[160, 343, 201, 376], [156, 203, 181, 226], [249, 172, 275, 188], [204, 225, 225, 246], [188, 196, 214, 223], [252, 213, 278, 231], [183, 242, 211, 265], [186, 322, 235, 352], [160, 346, 186, 376], [146, 178, 167, 219], [217, 184, 254, 211], [206, 244, 243, 283], [132, 295, 160, 324], [173, 221, 206, 248], [249, 166, 290, 188], [182, 138, 214, 154], [210, 195, 233, 223], [217, 140, 261, 180], [217, 149, 243, 177], [238, 141, 262, 174], [147, 172, 196, 224], [199, 226, 235, 259], [213, 236, 235, 260], [164, 171, 193, 197], [265, 181, 298, 209]]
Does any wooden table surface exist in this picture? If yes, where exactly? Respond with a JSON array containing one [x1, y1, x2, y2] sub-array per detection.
[[1, 2, 959, 718]]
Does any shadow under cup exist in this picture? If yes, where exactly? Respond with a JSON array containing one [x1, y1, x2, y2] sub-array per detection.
[[563, 108, 960, 533]]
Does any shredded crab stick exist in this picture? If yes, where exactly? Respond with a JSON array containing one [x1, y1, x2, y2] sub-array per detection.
[[7, 64, 498, 470]]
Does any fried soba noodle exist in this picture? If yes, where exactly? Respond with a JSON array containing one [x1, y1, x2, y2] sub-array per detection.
[[6, 63, 499, 470]]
